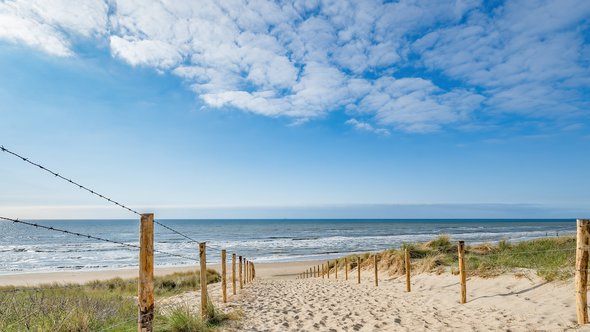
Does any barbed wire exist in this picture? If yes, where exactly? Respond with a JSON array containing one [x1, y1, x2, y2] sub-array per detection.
[[0, 216, 198, 262], [0, 145, 224, 252], [0, 145, 141, 216]]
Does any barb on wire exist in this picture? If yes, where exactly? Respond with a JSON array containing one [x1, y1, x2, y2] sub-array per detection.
[[0, 216, 198, 262]]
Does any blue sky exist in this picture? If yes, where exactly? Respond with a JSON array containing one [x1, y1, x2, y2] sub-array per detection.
[[0, 0, 589, 219]]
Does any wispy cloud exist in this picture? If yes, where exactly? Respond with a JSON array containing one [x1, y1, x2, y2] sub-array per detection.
[[0, 0, 588, 133], [345, 118, 390, 136]]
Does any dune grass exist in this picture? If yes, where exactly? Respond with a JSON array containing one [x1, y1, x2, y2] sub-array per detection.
[[0, 269, 232, 331], [341, 235, 576, 281]]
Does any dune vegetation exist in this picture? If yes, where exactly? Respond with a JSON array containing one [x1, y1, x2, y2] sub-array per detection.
[[337, 235, 576, 281], [0, 269, 234, 332]]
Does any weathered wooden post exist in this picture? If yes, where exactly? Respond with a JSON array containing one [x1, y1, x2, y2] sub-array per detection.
[[345, 257, 348, 280], [199, 242, 208, 319], [327, 261, 330, 278], [232, 253, 237, 295], [322, 264, 325, 279], [317, 265, 320, 278], [244, 259, 248, 285], [239, 256, 243, 289], [576, 219, 590, 324], [458, 241, 467, 304], [335, 259, 338, 279], [221, 249, 227, 303], [405, 248, 411, 292], [357, 257, 361, 284], [374, 255, 378, 287], [138, 213, 154, 332]]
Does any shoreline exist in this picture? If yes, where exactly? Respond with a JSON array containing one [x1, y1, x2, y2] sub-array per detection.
[[0, 259, 325, 286]]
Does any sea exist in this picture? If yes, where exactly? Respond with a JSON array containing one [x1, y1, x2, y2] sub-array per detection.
[[0, 219, 576, 275]]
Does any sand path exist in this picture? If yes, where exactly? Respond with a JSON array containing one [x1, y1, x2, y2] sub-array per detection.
[[221, 272, 590, 331]]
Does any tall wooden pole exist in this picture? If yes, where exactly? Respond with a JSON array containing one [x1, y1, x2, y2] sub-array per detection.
[[199, 243, 208, 319], [138, 213, 154, 332], [405, 248, 411, 292], [221, 249, 227, 303], [239, 256, 243, 289], [232, 254, 237, 295], [458, 241, 467, 304], [357, 257, 361, 284], [576, 219, 590, 324], [374, 255, 378, 287], [327, 261, 330, 278], [345, 257, 348, 280]]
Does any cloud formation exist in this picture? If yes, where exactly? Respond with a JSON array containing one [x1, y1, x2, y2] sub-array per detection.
[[0, 0, 588, 133]]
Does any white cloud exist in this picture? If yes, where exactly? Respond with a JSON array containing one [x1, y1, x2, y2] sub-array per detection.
[[413, 0, 590, 117], [346, 118, 390, 136], [109, 36, 182, 69], [0, 0, 108, 56], [0, 0, 588, 133]]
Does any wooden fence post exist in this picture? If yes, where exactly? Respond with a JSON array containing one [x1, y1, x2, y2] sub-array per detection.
[[322, 264, 325, 279], [239, 256, 243, 289], [335, 259, 338, 279], [253, 263, 255, 280], [199, 242, 208, 319], [244, 259, 250, 285], [138, 213, 154, 332], [345, 257, 348, 280], [357, 257, 361, 284], [576, 219, 590, 324], [458, 241, 467, 304], [327, 261, 330, 278], [405, 248, 411, 292], [232, 254, 236, 295], [221, 249, 227, 303], [317, 265, 320, 278], [374, 255, 378, 287]]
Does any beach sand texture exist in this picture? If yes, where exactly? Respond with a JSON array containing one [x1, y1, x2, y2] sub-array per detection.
[[2, 262, 590, 331], [220, 269, 590, 331]]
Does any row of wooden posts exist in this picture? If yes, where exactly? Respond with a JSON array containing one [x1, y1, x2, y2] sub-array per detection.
[[299, 219, 590, 326], [296, 241, 473, 306], [138, 214, 256, 332], [297, 248, 413, 293], [297, 241, 475, 306]]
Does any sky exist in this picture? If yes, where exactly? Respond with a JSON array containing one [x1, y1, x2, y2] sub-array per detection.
[[0, 0, 589, 219]]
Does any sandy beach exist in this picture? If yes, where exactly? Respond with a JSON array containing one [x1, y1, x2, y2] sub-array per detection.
[[222, 270, 589, 332], [0, 260, 323, 286], [3, 261, 589, 331]]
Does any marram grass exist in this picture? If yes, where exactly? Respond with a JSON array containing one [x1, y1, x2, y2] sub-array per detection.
[[0, 269, 231, 332]]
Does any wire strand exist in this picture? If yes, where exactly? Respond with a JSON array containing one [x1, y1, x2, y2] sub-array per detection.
[[0, 145, 222, 251], [0, 216, 198, 262]]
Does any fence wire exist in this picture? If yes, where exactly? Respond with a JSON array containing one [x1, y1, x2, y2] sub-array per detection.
[[0, 145, 225, 254], [0, 216, 198, 262]]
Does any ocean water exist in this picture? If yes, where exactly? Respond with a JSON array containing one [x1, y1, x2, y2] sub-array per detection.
[[0, 219, 575, 274]]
